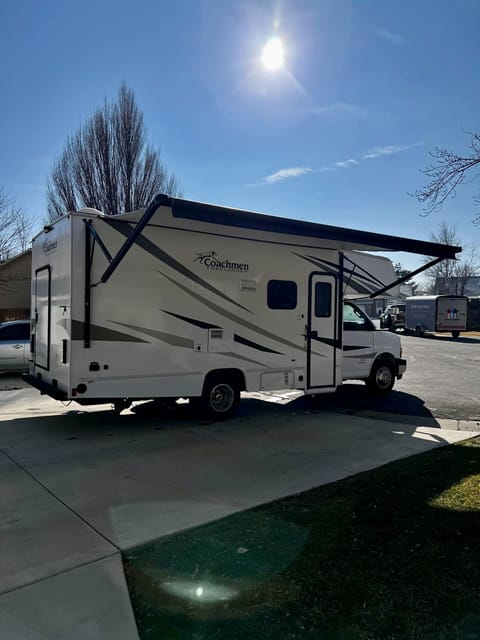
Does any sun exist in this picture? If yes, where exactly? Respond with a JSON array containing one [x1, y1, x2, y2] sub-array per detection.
[[261, 36, 285, 71]]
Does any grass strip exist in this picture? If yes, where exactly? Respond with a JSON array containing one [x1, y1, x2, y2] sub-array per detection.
[[124, 437, 480, 640]]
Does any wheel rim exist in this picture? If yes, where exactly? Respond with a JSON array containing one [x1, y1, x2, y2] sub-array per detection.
[[209, 383, 234, 413], [376, 366, 392, 390]]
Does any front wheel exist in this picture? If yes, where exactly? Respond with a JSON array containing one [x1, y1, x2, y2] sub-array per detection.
[[366, 361, 396, 395], [191, 378, 240, 420], [451, 330, 460, 338]]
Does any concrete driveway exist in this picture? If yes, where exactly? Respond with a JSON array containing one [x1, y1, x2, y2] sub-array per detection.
[[0, 377, 478, 639]]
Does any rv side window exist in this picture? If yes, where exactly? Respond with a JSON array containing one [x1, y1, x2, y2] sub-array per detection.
[[267, 280, 297, 310], [314, 282, 332, 317]]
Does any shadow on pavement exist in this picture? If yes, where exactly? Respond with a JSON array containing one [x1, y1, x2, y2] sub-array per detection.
[[0, 386, 440, 438], [235, 386, 439, 424]]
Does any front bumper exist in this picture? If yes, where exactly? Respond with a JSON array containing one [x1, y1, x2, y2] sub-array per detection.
[[396, 358, 407, 379]]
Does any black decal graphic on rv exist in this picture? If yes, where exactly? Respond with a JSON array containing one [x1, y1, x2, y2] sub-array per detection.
[[104, 219, 252, 313], [158, 271, 310, 354], [194, 251, 249, 273], [158, 308, 284, 355]]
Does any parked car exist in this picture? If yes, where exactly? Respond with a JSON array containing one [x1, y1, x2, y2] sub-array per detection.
[[0, 320, 30, 372], [379, 303, 406, 332]]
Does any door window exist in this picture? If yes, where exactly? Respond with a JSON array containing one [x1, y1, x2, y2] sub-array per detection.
[[314, 282, 332, 317]]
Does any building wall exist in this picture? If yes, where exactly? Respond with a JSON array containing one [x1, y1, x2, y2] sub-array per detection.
[[435, 276, 480, 296], [0, 250, 32, 321]]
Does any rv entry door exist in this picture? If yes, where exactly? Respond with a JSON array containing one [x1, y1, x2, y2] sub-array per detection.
[[34, 266, 51, 370], [307, 273, 338, 389]]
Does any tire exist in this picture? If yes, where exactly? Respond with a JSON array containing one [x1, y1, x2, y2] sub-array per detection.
[[366, 360, 396, 394], [192, 377, 240, 420], [415, 325, 424, 338], [451, 330, 460, 338]]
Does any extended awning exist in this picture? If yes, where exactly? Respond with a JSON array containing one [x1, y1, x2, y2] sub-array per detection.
[[168, 196, 461, 259]]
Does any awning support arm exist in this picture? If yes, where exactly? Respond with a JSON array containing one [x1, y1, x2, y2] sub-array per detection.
[[368, 256, 445, 298], [86, 220, 113, 263], [100, 193, 171, 284]]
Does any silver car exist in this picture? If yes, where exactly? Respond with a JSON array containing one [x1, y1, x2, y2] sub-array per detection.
[[0, 320, 30, 372]]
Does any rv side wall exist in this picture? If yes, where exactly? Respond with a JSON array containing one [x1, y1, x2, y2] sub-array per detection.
[[65, 213, 344, 400]]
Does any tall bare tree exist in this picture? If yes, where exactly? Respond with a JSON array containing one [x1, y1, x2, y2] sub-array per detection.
[[423, 221, 479, 294], [0, 186, 34, 262], [413, 130, 480, 225], [46, 83, 181, 222]]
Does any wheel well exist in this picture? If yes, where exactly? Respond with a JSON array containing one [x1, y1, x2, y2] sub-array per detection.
[[373, 353, 397, 371], [203, 369, 246, 393]]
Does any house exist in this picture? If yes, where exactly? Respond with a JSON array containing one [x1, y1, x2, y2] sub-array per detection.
[[435, 276, 480, 296], [0, 249, 32, 321]]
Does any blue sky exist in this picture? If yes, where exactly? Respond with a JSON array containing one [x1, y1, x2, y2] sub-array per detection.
[[1, 0, 479, 271]]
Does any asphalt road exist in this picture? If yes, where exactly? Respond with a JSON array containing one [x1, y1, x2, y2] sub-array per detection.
[[393, 331, 480, 420], [329, 331, 480, 422]]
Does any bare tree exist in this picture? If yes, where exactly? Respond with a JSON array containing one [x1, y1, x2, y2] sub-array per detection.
[[0, 186, 34, 263], [423, 221, 479, 294], [46, 83, 181, 222], [413, 130, 480, 225]]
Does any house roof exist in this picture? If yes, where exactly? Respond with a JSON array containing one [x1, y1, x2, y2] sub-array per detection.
[[0, 249, 32, 271]]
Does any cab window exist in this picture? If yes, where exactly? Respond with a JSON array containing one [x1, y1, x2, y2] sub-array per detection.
[[343, 303, 373, 331]]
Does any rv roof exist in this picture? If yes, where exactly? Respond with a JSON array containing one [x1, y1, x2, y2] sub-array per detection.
[[161, 195, 460, 259]]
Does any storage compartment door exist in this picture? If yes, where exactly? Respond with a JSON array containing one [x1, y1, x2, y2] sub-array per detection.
[[34, 266, 51, 369]]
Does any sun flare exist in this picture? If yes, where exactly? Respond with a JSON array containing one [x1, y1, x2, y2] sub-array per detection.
[[261, 36, 285, 71]]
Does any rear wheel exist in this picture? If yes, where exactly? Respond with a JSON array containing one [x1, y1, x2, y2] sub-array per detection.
[[192, 377, 240, 420], [415, 325, 424, 337], [451, 330, 460, 338], [366, 360, 396, 394]]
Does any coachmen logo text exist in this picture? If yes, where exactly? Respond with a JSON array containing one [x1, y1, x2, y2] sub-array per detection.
[[43, 240, 58, 253], [194, 251, 249, 272]]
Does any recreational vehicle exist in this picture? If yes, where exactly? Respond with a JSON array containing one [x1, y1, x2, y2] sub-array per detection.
[[24, 195, 460, 418], [405, 295, 468, 338]]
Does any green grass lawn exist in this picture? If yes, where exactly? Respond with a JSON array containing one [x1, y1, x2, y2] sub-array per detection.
[[124, 438, 480, 640]]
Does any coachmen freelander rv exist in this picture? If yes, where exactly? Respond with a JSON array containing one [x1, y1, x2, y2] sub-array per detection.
[[25, 195, 461, 418]]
